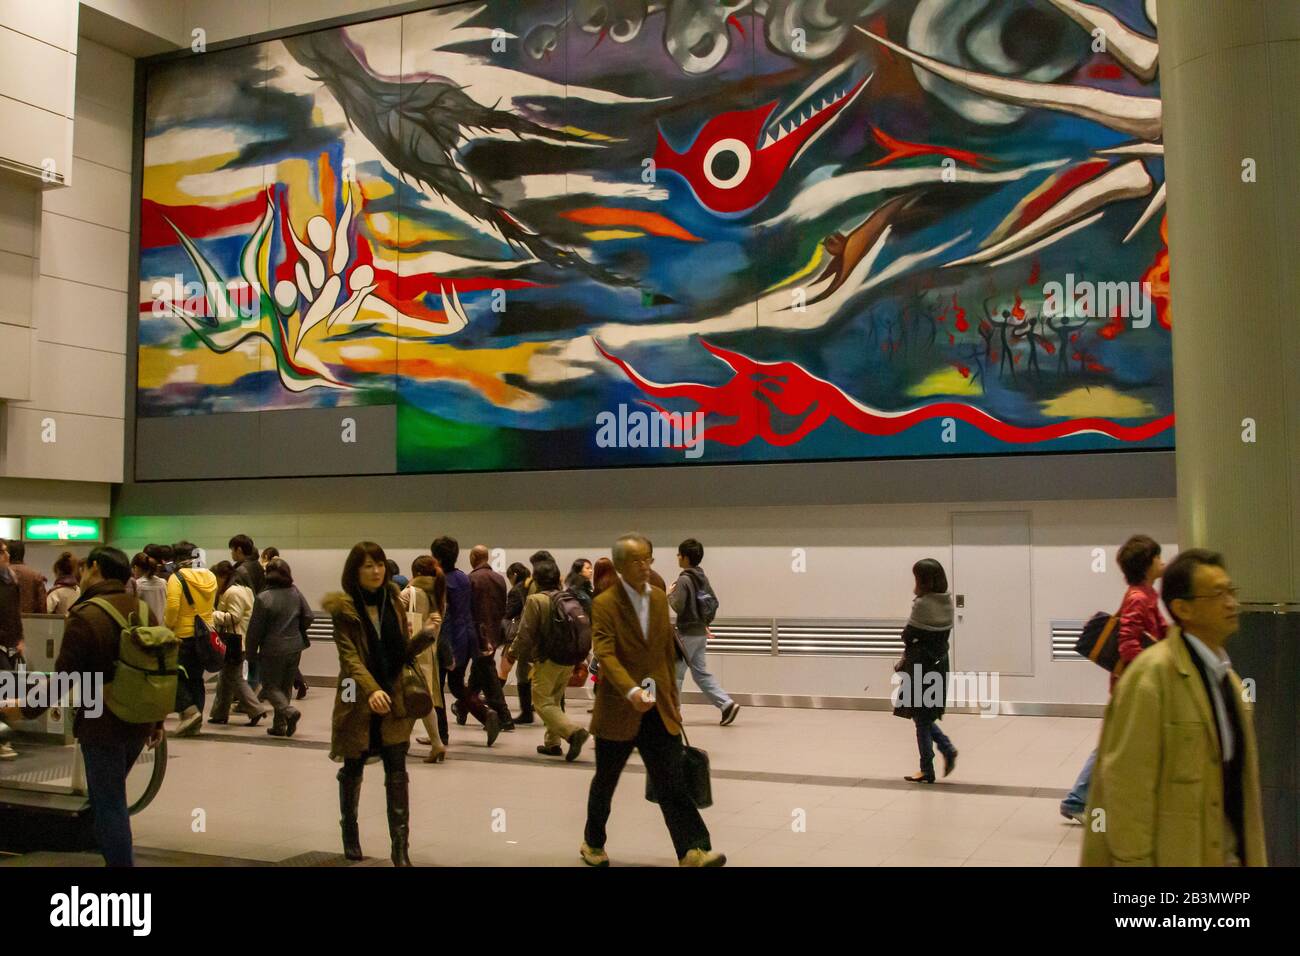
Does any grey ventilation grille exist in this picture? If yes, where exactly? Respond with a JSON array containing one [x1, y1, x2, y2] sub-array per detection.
[[306, 616, 336, 643], [1052, 620, 1088, 660], [706, 620, 775, 654], [775, 620, 905, 657]]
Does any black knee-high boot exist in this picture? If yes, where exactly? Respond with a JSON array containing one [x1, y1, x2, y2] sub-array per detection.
[[385, 771, 411, 867], [516, 681, 533, 721], [338, 767, 363, 860]]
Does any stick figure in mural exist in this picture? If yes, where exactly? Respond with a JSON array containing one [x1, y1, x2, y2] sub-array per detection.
[[984, 301, 1020, 385]]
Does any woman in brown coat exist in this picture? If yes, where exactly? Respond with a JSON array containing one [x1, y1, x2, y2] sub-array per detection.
[[325, 541, 432, 866]]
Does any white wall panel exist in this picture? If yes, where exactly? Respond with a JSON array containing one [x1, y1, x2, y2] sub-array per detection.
[[0, 406, 123, 482], [0, 26, 76, 116], [12, 340, 125, 417], [73, 37, 132, 112], [0, 96, 73, 179], [80, 0, 184, 47], [0, 322, 31, 400], [0, 184, 36, 255], [0, 0, 78, 51], [34, 275, 128, 352], [70, 94, 132, 171], [37, 212, 128, 291], [0, 248, 34, 327], [40, 156, 130, 230]]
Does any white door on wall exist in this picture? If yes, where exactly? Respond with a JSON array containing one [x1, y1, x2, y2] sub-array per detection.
[[950, 511, 1033, 676]]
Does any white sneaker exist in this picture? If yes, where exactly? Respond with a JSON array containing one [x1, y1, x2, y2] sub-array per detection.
[[0, 743, 17, 760], [720, 702, 740, 726]]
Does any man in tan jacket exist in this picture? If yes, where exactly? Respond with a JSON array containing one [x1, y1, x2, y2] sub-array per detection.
[[1082, 549, 1267, 866], [580, 533, 724, 867]]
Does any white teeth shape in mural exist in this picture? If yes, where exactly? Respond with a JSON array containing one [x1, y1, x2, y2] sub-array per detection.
[[944, 159, 1154, 267], [1122, 180, 1166, 244], [855, 26, 1162, 141], [439, 283, 471, 330], [1045, 0, 1159, 82], [1097, 142, 1165, 157]]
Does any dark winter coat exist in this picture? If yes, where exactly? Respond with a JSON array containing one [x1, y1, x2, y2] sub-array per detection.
[[246, 585, 313, 660], [442, 568, 475, 668], [469, 564, 507, 654], [324, 584, 418, 761], [892, 593, 954, 722]]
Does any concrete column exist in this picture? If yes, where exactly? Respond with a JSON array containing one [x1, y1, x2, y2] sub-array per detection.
[[1159, 0, 1300, 864]]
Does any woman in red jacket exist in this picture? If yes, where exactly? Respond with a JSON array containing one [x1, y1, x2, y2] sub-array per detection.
[[1060, 534, 1167, 823]]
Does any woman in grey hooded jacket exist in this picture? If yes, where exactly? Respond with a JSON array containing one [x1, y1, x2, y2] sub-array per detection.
[[246, 558, 313, 737], [892, 558, 958, 784]]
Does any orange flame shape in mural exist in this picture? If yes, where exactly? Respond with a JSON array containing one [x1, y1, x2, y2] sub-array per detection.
[[1143, 215, 1172, 330]]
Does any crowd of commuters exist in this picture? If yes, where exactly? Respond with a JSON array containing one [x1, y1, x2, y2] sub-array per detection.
[[0, 528, 1269, 868]]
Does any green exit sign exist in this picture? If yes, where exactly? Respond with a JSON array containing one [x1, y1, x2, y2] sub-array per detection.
[[23, 518, 103, 542]]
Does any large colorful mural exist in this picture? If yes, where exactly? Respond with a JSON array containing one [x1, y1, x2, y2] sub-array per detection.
[[137, 0, 1172, 473]]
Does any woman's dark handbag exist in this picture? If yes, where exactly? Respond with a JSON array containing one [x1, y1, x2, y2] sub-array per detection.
[[645, 727, 712, 809], [221, 632, 243, 665], [399, 661, 433, 720], [179, 574, 226, 672]]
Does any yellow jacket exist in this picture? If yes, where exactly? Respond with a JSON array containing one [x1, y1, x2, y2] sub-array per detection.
[[1081, 627, 1267, 866], [164, 567, 217, 640]]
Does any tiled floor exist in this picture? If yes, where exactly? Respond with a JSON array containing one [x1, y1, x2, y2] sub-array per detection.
[[14, 695, 1100, 867]]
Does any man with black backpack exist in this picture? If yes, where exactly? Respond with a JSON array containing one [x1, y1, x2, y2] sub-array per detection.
[[504, 559, 590, 762], [669, 539, 738, 727]]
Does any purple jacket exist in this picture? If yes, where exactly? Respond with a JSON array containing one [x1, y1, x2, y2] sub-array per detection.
[[443, 568, 475, 668]]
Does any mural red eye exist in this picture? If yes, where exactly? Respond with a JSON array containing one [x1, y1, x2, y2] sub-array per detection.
[[703, 139, 751, 190]]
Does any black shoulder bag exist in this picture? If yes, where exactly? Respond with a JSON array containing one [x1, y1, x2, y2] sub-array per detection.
[[645, 724, 712, 809]]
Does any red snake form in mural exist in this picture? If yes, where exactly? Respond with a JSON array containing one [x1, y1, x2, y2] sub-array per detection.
[[596, 338, 1174, 447]]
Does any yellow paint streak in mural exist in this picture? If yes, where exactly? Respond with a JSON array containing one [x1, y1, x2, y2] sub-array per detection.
[[276, 158, 319, 229], [561, 125, 620, 142], [143, 153, 251, 205], [908, 367, 983, 398], [344, 340, 551, 410], [1040, 387, 1154, 419], [359, 178, 395, 201], [137, 342, 263, 390], [763, 245, 826, 294], [584, 229, 645, 241], [142, 333, 552, 411], [389, 218, 459, 247]]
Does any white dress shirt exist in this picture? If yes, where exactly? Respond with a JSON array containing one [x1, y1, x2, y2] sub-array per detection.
[[1182, 631, 1235, 763], [618, 574, 652, 701], [619, 574, 650, 641]]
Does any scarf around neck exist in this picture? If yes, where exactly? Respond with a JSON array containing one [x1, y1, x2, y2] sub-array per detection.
[[356, 585, 405, 690], [909, 592, 954, 631]]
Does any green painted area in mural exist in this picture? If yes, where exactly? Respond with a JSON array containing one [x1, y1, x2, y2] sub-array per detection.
[[397, 399, 522, 472]]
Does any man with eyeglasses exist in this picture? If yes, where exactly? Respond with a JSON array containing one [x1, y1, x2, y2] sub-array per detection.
[[1082, 549, 1267, 866], [579, 533, 725, 867]]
